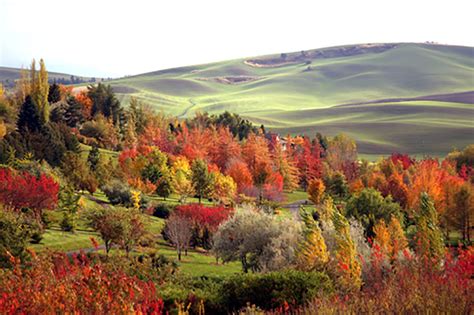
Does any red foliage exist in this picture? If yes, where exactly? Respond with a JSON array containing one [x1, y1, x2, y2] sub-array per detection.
[[0, 252, 164, 314], [226, 159, 254, 194], [390, 153, 415, 170], [0, 168, 59, 216], [263, 172, 284, 202], [295, 137, 322, 186], [174, 204, 233, 232]]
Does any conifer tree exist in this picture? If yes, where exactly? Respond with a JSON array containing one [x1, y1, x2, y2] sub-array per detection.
[[298, 208, 329, 271], [17, 95, 42, 133], [415, 193, 445, 260], [87, 145, 100, 172], [332, 210, 362, 291]]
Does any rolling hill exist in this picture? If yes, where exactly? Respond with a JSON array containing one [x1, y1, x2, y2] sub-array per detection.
[[0, 66, 98, 88], [106, 42, 473, 157]]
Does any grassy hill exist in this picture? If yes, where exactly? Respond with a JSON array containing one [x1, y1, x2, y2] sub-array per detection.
[[107, 43, 474, 157], [0, 66, 99, 88]]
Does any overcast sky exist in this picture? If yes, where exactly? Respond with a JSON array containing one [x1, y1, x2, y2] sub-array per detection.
[[1, 0, 473, 78]]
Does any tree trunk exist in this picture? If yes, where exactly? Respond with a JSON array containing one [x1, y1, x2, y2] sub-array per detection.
[[178, 248, 182, 261]]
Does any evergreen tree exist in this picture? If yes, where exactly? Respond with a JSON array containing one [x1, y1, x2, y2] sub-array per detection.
[[48, 83, 61, 103], [17, 95, 42, 133], [87, 145, 100, 172], [59, 185, 81, 232], [64, 96, 85, 128]]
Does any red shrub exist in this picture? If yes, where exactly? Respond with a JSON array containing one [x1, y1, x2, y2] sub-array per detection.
[[0, 168, 59, 217], [0, 252, 164, 314]]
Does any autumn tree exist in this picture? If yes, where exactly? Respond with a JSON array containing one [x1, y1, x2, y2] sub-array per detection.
[[326, 133, 357, 175], [449, 184, 473, 243], [61, 152, 98, 194], [171, 156, 194, 203], [0, 168, 59, 222], [226, 159, 253, 195], [212, 171, 237, 204], [165, 213, 193, 261], [308, 178, 325, 205], [30, 59, 50, 123], [298, 208, 329, 271], [273, 144, 299, 192], [332, 210, 362, 291]]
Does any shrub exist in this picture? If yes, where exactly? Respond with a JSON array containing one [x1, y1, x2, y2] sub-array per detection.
[[101, 180, 132, 206], [0, 210, 32, 267], [152, 203, 173, 219], [219, 270, 333, 311]]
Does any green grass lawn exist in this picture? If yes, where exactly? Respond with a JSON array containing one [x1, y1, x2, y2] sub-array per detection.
[[283, 190, 308, 204], [29, 228, 99, 252]]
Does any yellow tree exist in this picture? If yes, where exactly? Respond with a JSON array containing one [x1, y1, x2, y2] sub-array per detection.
[[36, 59, 49, 122], [298, 209, 329, 271], [387, 216, 408, 258], [212, 171, 237, 205], [373, 220, 392, 259], [307, 178, 325, 205], [332, 210, 362, 291], [319, 195, 335, 222], [171, 156, 194, 203]]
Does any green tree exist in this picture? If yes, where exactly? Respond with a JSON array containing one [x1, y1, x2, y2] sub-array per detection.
[[191, 158, 213, 203], [156, 167, 173, 200], [87, 145, 100, 172], [33, 59, 50, 123], [345, 188, 401, 237], [64, 96, 85, 128], [88, 83, 121, 125], [0, 210, 32, 267], [17, 95, 42, 133], [48, 83, 61, 103], [58, 186, 81, 232]]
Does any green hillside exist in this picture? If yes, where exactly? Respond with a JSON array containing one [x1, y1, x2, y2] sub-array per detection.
[[0, 66, 98, 88], [107, 43, 473, 156]]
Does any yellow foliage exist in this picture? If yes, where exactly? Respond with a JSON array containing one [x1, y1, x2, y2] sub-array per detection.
[[299, 224, 329, 271], [373, 220, 392, 256], [333, 211, 362, 291], [307, 178, 325, 205], [388, 216, 408, 257], [0, 121, 6, 140], [131, 190, 141, 211]]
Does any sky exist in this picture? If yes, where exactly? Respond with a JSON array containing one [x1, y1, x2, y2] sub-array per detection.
[[1, 0, 473, 78]]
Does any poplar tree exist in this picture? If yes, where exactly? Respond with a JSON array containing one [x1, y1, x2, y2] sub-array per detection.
[[415, 193, 445, 260]]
